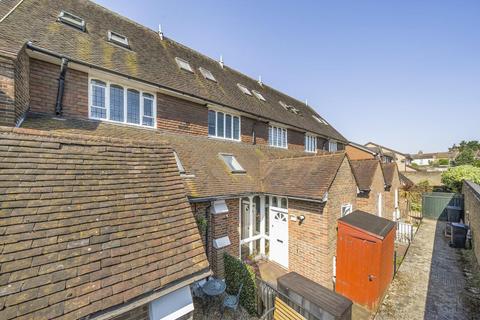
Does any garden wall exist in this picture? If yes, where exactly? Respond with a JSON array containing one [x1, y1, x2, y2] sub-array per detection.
[[463, 180, 480, 264]]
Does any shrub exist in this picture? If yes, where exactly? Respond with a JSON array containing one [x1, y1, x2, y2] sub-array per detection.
[[438, 159, 450, 166], [224, 253, 257, 315], [441, 165, 480, 192]]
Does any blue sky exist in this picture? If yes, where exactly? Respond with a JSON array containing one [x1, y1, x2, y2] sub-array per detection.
[[94, 0, 480, 153]]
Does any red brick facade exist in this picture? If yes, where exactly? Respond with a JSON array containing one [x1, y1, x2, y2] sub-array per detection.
[[0, 54, 15, 126], [356, 165, 387, 217]]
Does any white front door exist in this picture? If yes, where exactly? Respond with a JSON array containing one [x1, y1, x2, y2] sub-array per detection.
[[269, 208, 289, 268]]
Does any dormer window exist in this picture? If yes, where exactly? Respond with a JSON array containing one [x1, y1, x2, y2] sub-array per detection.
[[199, 67, 216, 82], [220, 154, 246, 173], [58, 11, 85, 31], [108, 31, 129, 47], [252, 90, 266, 101], [237, 84, 252, 96], [175, 57, 193, 73]]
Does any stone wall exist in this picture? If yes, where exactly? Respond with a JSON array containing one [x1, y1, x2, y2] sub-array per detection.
[[463, 180, 480, 264], [404, 171, 443, 186]]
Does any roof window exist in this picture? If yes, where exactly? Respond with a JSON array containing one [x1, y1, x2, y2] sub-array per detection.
[[175, 57, 193, 73], [237, 84, 252, 96], [279, 101, 300, 115], [220, 154, 246, 173], [313, 115, 328, 125], [199, 67, 216, 82], [108, 31, 129, 47], [173, 151, 186, 174], [58, 11, 86, 31], [252, 90, 266, 101]]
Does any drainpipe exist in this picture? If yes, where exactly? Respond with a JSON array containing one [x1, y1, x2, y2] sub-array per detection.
[[54, 58, 69, 116], [205, 203, 212, 261]]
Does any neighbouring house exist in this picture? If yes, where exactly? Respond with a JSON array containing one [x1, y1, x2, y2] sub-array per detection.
[[381, 163, 406, 220], [365, 142, 414, 172], [345, 141, 377, 160], [350, 159, 389, 219], [0, 0, 404, 315], [410, 151, 454, 171], [0, 127, 210, 320]]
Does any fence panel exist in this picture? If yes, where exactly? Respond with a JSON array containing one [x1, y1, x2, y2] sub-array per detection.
[[395, 221, 413, 244], [422, 192, 463, 220]]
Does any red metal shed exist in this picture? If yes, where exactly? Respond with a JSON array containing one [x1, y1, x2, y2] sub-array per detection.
[[335, 210, 396, 310]]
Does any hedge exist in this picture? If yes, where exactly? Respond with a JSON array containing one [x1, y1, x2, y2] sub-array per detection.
[[223, 253, 257, 315]]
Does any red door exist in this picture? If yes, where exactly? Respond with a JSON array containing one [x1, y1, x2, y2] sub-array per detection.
[[337, 234, 378, 308]]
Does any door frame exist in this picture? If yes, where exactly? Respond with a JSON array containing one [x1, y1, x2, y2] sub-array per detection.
[[269, 204, 289, 268]]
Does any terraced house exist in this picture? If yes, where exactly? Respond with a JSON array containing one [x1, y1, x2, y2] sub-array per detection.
[[0, 0, 405, 319]]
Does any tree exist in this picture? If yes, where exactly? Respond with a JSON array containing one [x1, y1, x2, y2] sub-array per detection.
[[455, 148, 476, 166], [441, 165, 480, 192]]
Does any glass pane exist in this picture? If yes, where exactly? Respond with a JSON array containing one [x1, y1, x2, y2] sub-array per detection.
[[143, 116, 154, 127], [272, 197, 278, 207], [281, 198, 288, 209], [265, 197, 270, 236], [268, 127, 272, 145], [241, 198, 250, 240], [109, 85, 124, 122], [225, 114, 232, 139], [233, 116, 240, 140], [143, 96, 153, 117], [208, 110, 216, 136], [254, 239, 261, 257], [91, 82, 106, 119], [217, 112, 224, 137], [127, 89, 140, 124], [254, 196, 261, 236], [283, 129, 287, 148]]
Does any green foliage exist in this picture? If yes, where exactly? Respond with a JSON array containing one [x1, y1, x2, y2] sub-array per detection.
[[456, 140, 480, 152], [223, 254, 257, 315], [402, 180, 432, 213], [195, 215, 207, 234], [438, 159, 450, 166], [455, 148, 476, 166], [441, 165, 480, 192]]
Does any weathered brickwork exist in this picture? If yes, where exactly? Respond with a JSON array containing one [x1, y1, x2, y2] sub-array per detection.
[[463, 181, 480, 264], [325, 158, 359, 289], [111, 304, 149, 320], [191, 199, 240, 278], [0, 54, 15, 126], [30, 58, 88, 118], [356, 165, 386, 217], [14, 47, 30, 125]]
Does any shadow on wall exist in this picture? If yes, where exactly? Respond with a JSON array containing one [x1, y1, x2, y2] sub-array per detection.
[[424, 221, 480, 319]]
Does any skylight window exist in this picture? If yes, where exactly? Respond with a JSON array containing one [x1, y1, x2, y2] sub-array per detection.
[[173, 151, 186, 174], [237, 84, 252, 96], [279, 101, 300, 115], [108, 31, 129, 47], [58, 11, 86, 31], [252, 90, 266, 101], [220, 154, 246, 173], [279, 101, 289, 110], [175, 57, 193, 73], [313, 115, 328, 125], [199, 67, 216, 82]]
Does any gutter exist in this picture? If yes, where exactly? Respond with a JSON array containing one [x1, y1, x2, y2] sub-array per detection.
[[25, 42, 347, 143], [188, 192, 327, 204]]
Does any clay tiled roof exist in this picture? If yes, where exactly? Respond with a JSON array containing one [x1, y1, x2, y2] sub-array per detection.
[[349, 159, 380, 191], [21, 113, 343, 201], [381, 162, 397, 186], [0, 0, 346, 142], [0, 126, 209, 320], [261, 153, 346, 201]]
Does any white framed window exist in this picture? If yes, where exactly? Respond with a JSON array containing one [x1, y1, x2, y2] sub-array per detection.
[[268, 125, 287, 148], [220, 154, 245, 173], [58, 11, 85, 31], [199, 67, 216, 82], [175, 57, 193, 73], [279, 101, 289, 110], [88, 78, 156, 128], [305, 134, 317, 153], [252, 90, 266, 101], [328, 140, 338, 152], [208, 109, 240, 141], [237, 83, 252, 96], [313, 115, 328, 125], [108, 31, 129, 47], [341, 204, 352, 217]]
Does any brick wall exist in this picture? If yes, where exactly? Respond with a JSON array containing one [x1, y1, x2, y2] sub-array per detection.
[[14, 47, 30, 124], [385, 168, 404, 220], [326, 158, 358, 289], [356, 165, 386, 217], [463, 181, 480, 264], [30, 58, 88, 118], [0, 54, 15, 126], [191, 199, 239, 278], [111, 304, 149, 320]]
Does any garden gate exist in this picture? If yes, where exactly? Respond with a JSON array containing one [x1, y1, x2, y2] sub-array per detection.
[[422, 192, 463, 220]]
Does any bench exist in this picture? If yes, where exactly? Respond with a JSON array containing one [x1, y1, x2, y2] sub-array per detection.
[[261, 297, 305, 320]]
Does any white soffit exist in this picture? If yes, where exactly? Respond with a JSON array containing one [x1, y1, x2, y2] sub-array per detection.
[[213, 236, 231, 249], [148, 286, 194, 320], [211, 200, 228, 214]]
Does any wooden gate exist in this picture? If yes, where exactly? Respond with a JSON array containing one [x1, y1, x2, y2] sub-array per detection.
[[422, 192, 463, 220]]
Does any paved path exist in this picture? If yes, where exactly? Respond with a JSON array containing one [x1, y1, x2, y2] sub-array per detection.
[[376, 219, 479, 320]]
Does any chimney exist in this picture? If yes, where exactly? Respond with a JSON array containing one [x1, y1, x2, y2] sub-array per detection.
[[258, 75, 263, 86], [219, 55, 224, 68], [158, 24, 164, 40]]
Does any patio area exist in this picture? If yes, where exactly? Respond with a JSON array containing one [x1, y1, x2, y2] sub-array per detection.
[[192, 296, 258, 320]]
